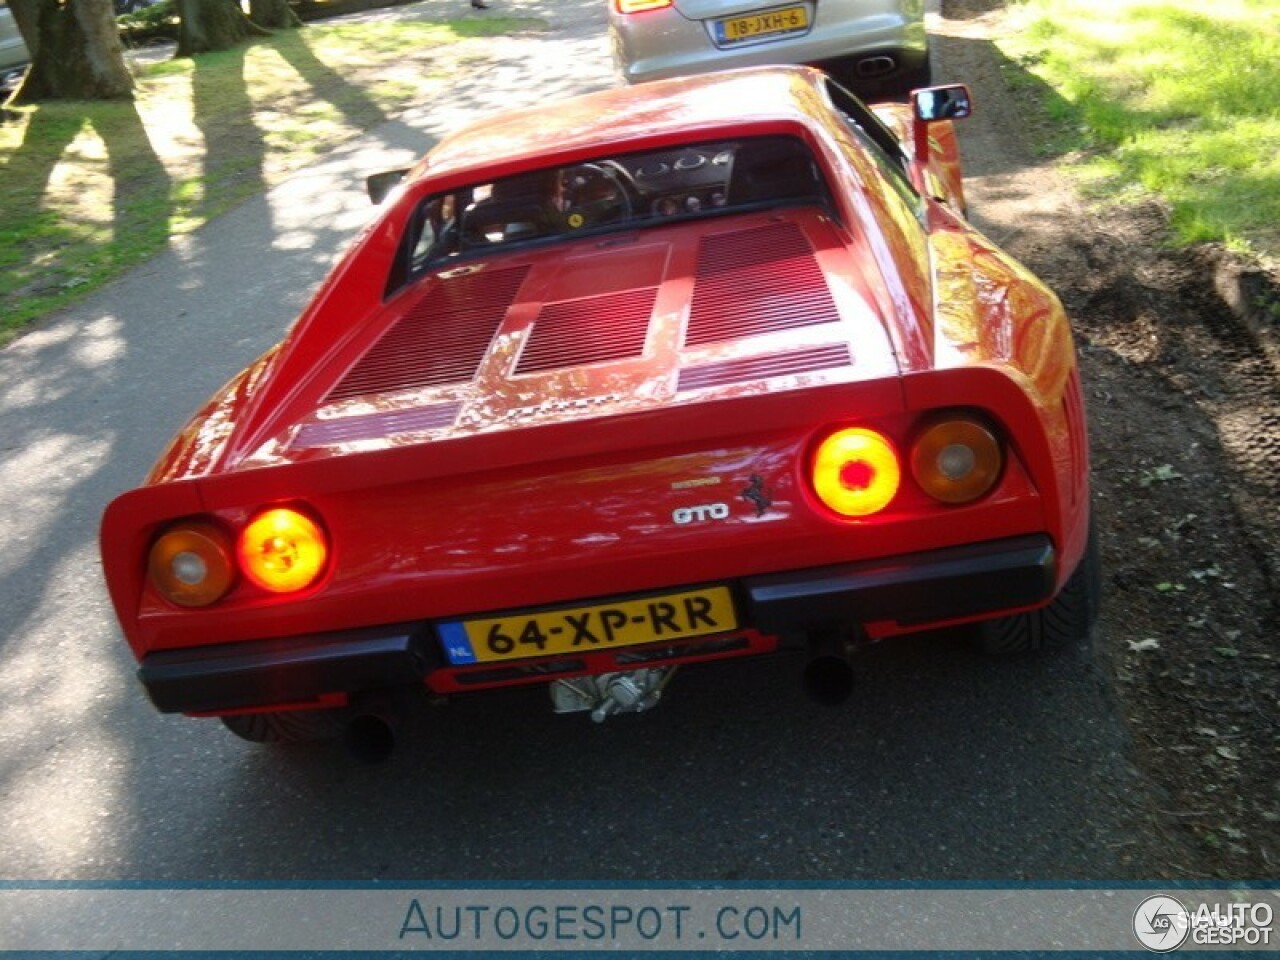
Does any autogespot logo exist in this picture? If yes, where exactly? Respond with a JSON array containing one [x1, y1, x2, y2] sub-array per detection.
[[1134, 895, 1191, 952]]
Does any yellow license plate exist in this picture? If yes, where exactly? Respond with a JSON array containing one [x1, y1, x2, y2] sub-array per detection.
[[438, 586, 737, 665], [716, 5, 809, 44]]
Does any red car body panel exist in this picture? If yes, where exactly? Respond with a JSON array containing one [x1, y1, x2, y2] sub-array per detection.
[[100, 66, 1090, 722]]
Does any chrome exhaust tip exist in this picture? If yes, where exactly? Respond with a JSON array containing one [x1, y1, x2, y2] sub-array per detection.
[[856, 56, 897, 78]]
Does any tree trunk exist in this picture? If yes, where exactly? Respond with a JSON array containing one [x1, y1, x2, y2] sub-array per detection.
[[248, 0, 302, 30], [175, 0, 271, 58], [9, 0, 134, 104]]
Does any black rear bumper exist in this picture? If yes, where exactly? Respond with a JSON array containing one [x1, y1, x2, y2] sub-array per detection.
[[742, 534, 1057, 634], [139, 625, 434, 714], [138, 534, 1056, 714]]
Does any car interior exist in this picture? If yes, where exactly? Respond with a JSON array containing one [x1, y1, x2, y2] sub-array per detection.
[[388, 135, 832, 293]]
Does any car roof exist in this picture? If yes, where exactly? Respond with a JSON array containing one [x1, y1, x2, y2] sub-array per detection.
[[419, 65, 830, 184]]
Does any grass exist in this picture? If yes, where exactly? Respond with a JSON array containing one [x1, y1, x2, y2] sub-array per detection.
[[996, 0, 1280, 263], [0, 12, 541, 343]]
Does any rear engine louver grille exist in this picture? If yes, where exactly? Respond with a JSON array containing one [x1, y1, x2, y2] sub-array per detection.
[[684, 221, 840, 347], [327, 265, 530, 401], [294, 402, 462, 448], [677, 343, 852, 392], [515, 287, 657, 375]]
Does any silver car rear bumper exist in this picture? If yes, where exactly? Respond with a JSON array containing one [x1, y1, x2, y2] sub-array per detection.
[[611, 0, 927, 91]]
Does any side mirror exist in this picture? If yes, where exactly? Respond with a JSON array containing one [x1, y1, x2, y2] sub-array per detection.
[[911, 84, 972, 122], [366, 168, 410, 205]]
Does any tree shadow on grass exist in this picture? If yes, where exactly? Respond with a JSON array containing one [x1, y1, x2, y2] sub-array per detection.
[[190, 44, 269, 217], [183, 28, 396, 241], [0, 100, 173, 332], [271, 29, 388, 131]]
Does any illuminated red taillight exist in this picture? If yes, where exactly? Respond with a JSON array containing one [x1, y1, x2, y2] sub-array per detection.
[[616, 0, 672, 12], [148, 522, 236, 608], [910, 416, 1003, 504], [811, 427, 901, 517], [237, 507, 329, 594]]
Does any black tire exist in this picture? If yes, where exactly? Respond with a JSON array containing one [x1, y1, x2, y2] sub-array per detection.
[[976, 522, 1102, 654], [221, 708, 345, 744]]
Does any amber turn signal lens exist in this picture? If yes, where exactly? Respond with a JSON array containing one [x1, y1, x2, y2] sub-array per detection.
[[911, 418, 1002, 504], [237, 507, 328, 594], [148, 523, 235, 608], [615, 0, 672, 12], [812, 427, 901, 517]]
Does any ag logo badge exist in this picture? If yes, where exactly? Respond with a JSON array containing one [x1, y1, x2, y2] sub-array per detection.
[[1133, 895, 1190, 952]]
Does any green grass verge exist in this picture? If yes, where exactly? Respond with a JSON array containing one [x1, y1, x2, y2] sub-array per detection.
[[997, 0, 1280, 262], [0, 13, 541, 343]]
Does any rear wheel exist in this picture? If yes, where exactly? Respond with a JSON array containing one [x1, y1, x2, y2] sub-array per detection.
[[221, 709, 344, 744], [976, 523, 1101, 654]]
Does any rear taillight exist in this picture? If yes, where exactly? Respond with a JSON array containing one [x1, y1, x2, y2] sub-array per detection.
[[237, 506, 329, 594], [148, 522, 236, 608], [148, 506, 330, 608], [615, 0, 673, 12], [910, 415, 1003, 504], [811, 427, 901, 517]]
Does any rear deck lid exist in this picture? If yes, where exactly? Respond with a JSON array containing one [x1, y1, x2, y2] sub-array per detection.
[[249, 211, 901, 464]]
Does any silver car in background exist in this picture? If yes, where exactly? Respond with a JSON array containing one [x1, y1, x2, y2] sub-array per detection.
[[610, 0, 929, 100], [1, 5, 31, 82]]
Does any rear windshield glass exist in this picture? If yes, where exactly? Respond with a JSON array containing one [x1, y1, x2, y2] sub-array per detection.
[[393, 135, 830, 287]]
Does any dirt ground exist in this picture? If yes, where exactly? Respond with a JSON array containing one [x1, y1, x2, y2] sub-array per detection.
[[938, 0, 1279, 877]]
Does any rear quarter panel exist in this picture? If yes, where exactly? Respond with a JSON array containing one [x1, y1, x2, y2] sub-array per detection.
[[922, 204, 1091, 590], [872, 99, 1088, 582]]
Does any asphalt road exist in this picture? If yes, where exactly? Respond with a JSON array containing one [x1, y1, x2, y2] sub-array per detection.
[[0, 0, 1165, 881]]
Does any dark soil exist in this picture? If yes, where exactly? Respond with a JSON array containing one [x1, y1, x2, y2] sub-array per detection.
[[1069, 213, 1280, 877], [938, 0, 1280, 877]]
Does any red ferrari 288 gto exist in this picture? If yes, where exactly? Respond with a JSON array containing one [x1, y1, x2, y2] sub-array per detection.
[[101, 66, 1097, 760]]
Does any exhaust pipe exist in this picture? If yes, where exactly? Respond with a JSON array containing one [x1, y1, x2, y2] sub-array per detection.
[[343, 697, 403, 764], [801, 632, 855, 706], [856, 55, 897, 78]]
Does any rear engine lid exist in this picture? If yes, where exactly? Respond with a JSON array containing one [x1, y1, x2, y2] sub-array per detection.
[[248, 211, 900, 465]]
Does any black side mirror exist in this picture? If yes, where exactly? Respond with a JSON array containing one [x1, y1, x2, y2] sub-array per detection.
[[366, 168, 410, 204], [911, 85, 973, 122]]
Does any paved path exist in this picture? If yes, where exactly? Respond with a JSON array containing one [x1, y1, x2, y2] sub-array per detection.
[[0, 0, 613, 880]]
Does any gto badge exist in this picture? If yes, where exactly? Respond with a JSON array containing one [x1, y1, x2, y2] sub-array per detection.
[[672, 502, 731, 525]]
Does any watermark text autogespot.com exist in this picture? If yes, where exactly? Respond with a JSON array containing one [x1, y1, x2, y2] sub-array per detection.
[[398, 898, 802, 946]]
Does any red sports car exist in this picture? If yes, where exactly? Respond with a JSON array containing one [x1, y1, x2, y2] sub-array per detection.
[[101, 66, 1097, 760]]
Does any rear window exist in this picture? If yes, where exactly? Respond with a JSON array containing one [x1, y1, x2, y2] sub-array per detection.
[[391, 135, 831, 290]]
